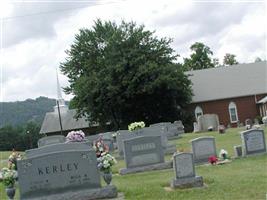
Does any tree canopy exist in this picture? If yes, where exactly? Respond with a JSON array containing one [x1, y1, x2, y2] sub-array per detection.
[[183, 42, 215, 71], [223, 53, 238, 66], [61, 20, 193, 129]]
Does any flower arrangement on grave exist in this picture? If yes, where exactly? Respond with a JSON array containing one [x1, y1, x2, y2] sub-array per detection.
[[0, 168, 17, 187], [128, 121, 145, 131], [8, 150, 22, 170], [93, 135, 109, 158], [262, 116, 267, 124], [97, 152, 117, 173], [219, 149, 229, 160], [66, 130, 85, 142], [208, 155, 218, 165], [207, 126, 213, 131]]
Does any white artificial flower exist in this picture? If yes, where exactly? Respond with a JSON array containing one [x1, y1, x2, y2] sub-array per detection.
[[219, 149, 228, 157]]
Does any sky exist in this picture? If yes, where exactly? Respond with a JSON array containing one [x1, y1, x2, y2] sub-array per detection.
[[0, 0, 266, 102]]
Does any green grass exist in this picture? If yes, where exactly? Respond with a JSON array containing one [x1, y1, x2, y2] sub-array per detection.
[[1, 127, 267, 200]]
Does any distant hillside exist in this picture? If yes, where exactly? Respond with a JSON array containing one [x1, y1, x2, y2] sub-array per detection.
[[0, 97, 68, 127]]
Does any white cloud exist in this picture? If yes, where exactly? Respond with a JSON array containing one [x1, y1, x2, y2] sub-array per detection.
[[1, 0, 266, 101]]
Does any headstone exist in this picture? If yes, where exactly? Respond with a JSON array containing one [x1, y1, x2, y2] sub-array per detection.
[[100, 132, 114, 141], [26, 142, 91, 158], [234, 145, 242, 158], [123, 136, 164, 168], [18, 143, 117, 200], [173, 120, 185, 134], [150, 122, 171, 128], [150, 121, 183, 139], [191, 137, 216, 163], [197, 114, 219, 132], [119, 135, 172, 175], [241, 129, 266, 156], [193, 122, 200, 133], [37, 135, 66, 147], [85, 134, 100, 145], [170, 153, 203, 188], [103, 138, 114, 151], [117, 127, 175, 158], [116, 130, 132, 157]]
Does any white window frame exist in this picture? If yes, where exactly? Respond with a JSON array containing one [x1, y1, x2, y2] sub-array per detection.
[[228, 102, 238, 123], [195, 106, 203, 120]]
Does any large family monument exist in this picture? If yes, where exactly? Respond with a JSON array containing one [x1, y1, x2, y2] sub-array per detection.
[[17, 143, 117, 200], [119, 135, 172, 175]]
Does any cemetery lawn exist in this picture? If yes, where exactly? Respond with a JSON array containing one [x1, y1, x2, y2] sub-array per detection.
[[0, 127, 266, 200]]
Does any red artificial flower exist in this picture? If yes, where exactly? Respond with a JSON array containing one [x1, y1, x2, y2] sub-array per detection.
[[208, 155, 218, 165]]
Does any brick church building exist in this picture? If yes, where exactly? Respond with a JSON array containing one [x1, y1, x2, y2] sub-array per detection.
[[187, 61, 267, 127]]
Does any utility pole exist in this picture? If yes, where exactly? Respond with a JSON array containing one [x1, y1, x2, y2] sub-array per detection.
[[57, 100, 63, 135]]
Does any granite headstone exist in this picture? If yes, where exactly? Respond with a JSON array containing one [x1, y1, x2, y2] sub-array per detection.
[[123, 135, 164, 168], [18, 143, 117, 200], [37, 135, 66, 148], [197, 114, 219, 132], [191, 137, 216, 163], [170, 152, 203, 188], [241, 129, 266, 156]]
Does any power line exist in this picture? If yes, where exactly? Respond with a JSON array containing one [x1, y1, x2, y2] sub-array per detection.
[[2, 0, 123, 21]]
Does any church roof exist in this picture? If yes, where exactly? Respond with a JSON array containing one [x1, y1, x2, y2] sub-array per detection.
[[186, 61, 267, 103], [39, 109, 91, 134]]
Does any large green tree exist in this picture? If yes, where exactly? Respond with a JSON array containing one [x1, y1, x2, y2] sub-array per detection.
[[61, 20, 192, 129], [223, 53, 238, 66], [183, 42, 215, 71]]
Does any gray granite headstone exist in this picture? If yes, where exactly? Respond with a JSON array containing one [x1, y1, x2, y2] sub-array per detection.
[[170, 152, 203, 188], [191, 137, 216, 163], [197, 114, 219, 132], [103, 138, 114, 151], [116, 130, 132, 157], [26, 143, 90, 158], [85, 134, 100, 145], [241, 129, 266, 156], [117, 127, 175, 157], [38, 135, 66, 147], [173, 153, 195, 179], [102, 132, 114, 140], [193, 122, 200, 133], [174, 120, 185, 134], [17, 144, 101, 199], [123, 136, 164, 168], [234, 145, 242, 157], [150, 122, 183, 139]]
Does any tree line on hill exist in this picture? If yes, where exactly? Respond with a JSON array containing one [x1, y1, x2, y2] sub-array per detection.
[[0, 97, 63, 151], [0, 96, 69, 128], [0, 121, 41, 151]]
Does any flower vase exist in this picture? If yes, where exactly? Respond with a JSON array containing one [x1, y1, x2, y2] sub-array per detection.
[[5, 186, 15, 200], [103, 172, 112, 185]]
